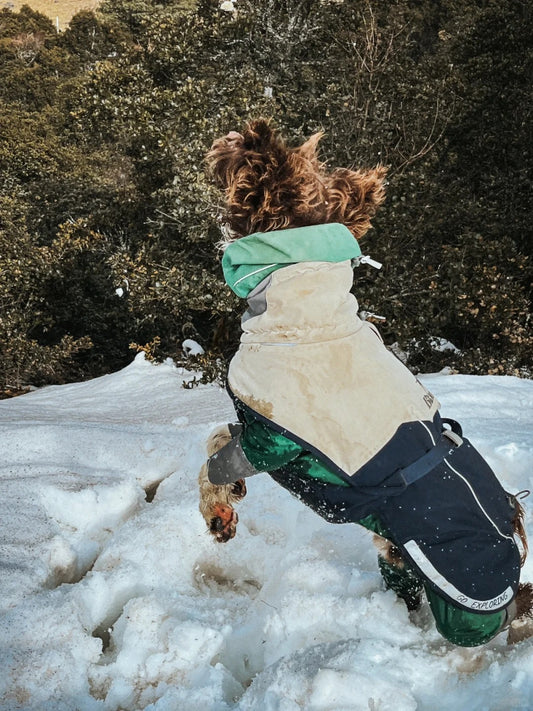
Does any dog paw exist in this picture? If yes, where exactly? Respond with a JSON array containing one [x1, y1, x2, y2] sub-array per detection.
[[230, 479, 247, 501], [209, 503, 239, 543]]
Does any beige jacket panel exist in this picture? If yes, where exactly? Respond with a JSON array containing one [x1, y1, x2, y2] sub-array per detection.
[[228, 261, 439, 475]]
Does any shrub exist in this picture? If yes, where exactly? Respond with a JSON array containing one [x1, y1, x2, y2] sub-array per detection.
[[0, 0, 531, 389]]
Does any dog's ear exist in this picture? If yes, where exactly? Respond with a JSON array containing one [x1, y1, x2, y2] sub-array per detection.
[[325, 166, 387, 240], [206, 119, 283, 191], [241, 118, 278, 151], [205, 130, 246, 190], [294, 131, 324, 164]]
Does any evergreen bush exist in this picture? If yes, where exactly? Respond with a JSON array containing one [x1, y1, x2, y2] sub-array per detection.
[[0, 0, 531, 392]]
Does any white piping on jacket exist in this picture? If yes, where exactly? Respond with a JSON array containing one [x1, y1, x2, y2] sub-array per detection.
[[418, 418, 513, 543], [444, 457, 515, 543], [234, 264, 277, 288]]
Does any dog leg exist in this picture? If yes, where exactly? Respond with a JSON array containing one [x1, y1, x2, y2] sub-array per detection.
[[198, 425, 247, 542], [374, 535, 423, 611], [507, 582, 533, 644], [373, 535, 405, 568]]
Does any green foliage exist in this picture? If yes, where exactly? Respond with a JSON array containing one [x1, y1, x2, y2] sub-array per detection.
[[59, 10, 132, 66], [0, 201, 92, 388], [0, 0, 531, 391]]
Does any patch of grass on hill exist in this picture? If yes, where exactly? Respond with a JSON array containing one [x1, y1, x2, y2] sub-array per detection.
[[5, 0, 100, 30]]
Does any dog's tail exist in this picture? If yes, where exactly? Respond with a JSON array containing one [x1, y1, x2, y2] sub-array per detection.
[[512, 495, 529, 566], [512, 495, 533, 623]]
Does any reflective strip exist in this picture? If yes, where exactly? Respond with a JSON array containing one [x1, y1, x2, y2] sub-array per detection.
[[233, 264, 277, 288], [404, 539, 513, 611], [444, 458, 515, 544], [420, 420, 513, 545]]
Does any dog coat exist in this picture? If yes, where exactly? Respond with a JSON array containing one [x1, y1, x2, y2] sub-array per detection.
[[213, 223, 521, 614], [223, 223, 439, 475]]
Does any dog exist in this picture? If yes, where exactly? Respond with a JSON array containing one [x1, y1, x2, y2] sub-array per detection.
[[198, 118, 532, 644]]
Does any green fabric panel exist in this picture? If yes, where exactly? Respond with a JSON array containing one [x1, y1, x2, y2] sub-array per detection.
[[359, 514, 391, 537], [239, 417, 349, 485], [282, 452, 351, 485], [361, 515, 506, 647], [425, 586, 505, 647], [378, 555, 424, 611], [222, 223, 361, 297], [240, 420, 303, 471]]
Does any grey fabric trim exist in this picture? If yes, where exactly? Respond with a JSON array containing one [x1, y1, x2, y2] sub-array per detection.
[[241, 275, 271, 324], [207, 435, 259, 484], [227, 422, 243, 438]]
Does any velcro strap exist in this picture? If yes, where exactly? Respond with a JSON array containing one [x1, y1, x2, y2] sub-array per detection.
[[351, 429, 464, 498], [396, 429, 462, 488]]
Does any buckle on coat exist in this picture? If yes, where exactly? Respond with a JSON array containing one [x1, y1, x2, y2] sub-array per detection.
[[442, 429, 463, 447]]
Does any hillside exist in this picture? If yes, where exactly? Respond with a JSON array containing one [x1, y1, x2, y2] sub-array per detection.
[[7, 0, 100, 30]]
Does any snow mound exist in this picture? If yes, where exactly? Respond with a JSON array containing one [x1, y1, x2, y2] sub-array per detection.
[[0, 357, 531, 710]]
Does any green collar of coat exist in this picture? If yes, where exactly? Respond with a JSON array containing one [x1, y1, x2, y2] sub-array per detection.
[[221, 223, 362, 297]]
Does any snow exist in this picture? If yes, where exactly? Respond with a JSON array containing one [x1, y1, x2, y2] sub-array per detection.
[[0, 354, 531, 710], [182, 339, 205, 357]]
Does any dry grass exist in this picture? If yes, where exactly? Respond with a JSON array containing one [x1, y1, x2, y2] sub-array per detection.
[[5, 0, 101, 31]]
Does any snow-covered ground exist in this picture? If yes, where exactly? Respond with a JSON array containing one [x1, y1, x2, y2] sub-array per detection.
[[0, 355, 531, 711]]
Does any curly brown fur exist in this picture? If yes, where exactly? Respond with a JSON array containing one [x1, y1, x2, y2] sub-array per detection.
[[508, 582, 533, 644], [206, 118, 386, 241], [507, 499, 533, 639], [198, 425, 247, 543], [514, 582, 533, 619], [512, 497, 529, 566], [373, 534, 405, 569]]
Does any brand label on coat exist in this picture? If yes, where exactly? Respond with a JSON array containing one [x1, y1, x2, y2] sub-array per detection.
[[404, 539, 513, 612]]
